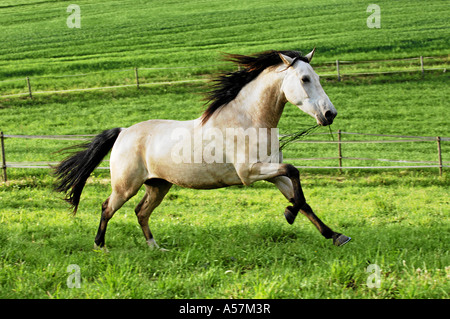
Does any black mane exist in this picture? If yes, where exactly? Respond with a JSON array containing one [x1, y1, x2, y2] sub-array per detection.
[[201, 50, 309, 124]]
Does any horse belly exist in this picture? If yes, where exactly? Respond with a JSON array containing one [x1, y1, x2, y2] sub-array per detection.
[[149, 161, 242, 189]]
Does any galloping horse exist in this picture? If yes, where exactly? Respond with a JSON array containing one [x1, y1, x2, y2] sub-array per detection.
[[54, 49, 351, 250]]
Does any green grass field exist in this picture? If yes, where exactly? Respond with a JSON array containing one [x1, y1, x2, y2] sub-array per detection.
[[0, 0, 449, 300], [0, 171, 449, 299]]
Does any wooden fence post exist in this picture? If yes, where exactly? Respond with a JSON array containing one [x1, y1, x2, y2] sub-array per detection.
[[338, 129, 342, 171], [336, 60, 341, 81], [420, 56, 424, 76], [1, 132, 7, 182], [26, 77, 32, 98], [436, 136, 442, 176], [134, 67, 140, 89]]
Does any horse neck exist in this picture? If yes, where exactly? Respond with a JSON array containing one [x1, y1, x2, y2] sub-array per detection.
[[215, 67, 286, 129]]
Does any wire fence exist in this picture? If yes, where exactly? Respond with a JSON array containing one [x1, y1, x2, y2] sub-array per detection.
[[283, 131, 448, 174], [1, 130, 448, 182], [0, 55, 447, 98], [1, 55, 448, 181]]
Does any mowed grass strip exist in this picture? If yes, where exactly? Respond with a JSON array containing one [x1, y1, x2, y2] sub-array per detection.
[[0, 0, 448, 80]]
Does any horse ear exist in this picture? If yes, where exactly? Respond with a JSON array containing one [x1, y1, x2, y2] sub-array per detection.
[[278, 53, 294, 67], [305, 47, 316, 63]]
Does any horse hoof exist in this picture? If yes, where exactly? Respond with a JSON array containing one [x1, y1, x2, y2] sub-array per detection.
[[333, 234, 352, 246], [147, 238, 169, 252], [149, 245, 169, 252], [284, 206, 297, 225], [93, 243, 109, 253]]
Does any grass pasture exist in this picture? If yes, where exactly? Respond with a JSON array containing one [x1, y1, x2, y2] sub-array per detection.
[[0, 0, 449, 300], [1, 171, 449, 299]]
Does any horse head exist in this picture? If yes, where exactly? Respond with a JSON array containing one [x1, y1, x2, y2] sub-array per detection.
[[279, 48, 337, 126]]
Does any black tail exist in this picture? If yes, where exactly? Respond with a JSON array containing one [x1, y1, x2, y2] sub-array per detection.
[[53, 128, 122, 214]]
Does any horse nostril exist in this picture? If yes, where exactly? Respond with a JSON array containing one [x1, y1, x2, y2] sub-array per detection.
[[324, 110, 335, 124]]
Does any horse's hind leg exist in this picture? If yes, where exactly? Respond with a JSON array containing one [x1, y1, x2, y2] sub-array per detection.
[[135, 179, 172, 250], [94, 179, 143, 249], [94, 191, 129, 249]]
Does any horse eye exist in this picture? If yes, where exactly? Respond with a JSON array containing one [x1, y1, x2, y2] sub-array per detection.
[[301, 76, 310, 83]]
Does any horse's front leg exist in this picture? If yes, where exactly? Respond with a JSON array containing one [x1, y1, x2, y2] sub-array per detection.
[[239, 163, 351, 246], [238, 162, 306, 218]]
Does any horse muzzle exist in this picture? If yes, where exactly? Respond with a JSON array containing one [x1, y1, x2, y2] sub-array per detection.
[[316, 110, 337, 126]]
